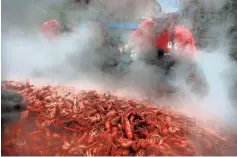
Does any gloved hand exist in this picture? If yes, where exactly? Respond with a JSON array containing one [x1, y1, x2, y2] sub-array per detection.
[[1, 89, 27, 133]]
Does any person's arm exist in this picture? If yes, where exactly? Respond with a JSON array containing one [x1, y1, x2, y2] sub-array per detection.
[[129, 19, 154, 49], [172, 30, 197, 62]]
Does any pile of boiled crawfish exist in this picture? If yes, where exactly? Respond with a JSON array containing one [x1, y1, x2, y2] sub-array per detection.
[[2, 81, 237, 156]]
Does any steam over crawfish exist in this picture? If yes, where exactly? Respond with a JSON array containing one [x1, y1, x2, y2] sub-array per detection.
[[2, 81, 237, 156]]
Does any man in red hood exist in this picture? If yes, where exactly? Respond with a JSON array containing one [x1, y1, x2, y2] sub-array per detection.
[[127, 13, 199, 71], [128, 13, 208, 97], [130, 13, 197, 62]]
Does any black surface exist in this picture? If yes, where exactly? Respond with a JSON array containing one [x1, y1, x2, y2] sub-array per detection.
[[1, 89, 27, 134]]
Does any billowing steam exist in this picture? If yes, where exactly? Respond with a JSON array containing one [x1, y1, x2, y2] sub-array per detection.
[[2, 0, 237, 131], [179, 0, 237, 130]]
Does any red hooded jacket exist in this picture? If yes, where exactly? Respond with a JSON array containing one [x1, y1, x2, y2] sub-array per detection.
[[131, 19, 197, 55], [40, 20, 61, 39]]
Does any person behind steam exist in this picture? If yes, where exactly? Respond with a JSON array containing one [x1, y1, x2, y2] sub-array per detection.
[[123, 11, 209, 98], [39, 0, 121, 75], [1, 89, 27, 134]]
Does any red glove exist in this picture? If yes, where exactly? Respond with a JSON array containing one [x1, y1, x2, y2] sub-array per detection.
[[40, 20, 61, 39]]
